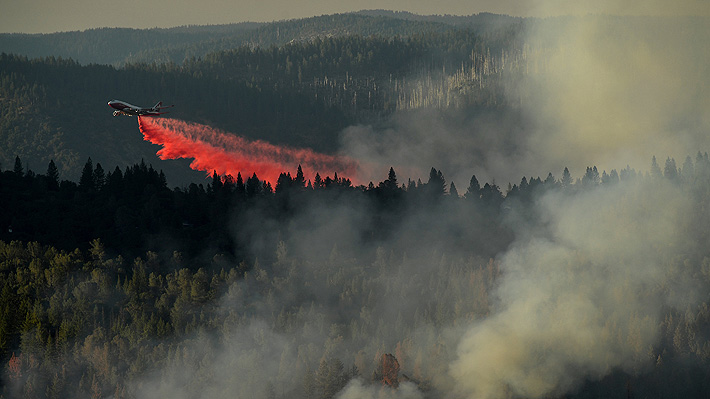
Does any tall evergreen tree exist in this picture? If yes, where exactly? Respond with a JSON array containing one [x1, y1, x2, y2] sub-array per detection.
[[46, 160, 59, 190], [295, 165, 306, 189], [246, 173, 261, 197], [449, 181, 459, 198], [664, 157, 678, 180], [427, 168, 446, 197], [651, 156, 662, 179], [13, 156, 23, 176], [465, 175, 480, 200], [682, 156, 694, 182], [79, 158, 94, 190], [210, 170, 222, 194], [560, 167, 572, 188], [235, 172, 246, 197], [93, 163, 106, 190], [381, 167, 398, 190]]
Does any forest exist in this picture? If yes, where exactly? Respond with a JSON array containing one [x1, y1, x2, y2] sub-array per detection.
[[1, 9, 710, 399], [1, 153, 710, 398]]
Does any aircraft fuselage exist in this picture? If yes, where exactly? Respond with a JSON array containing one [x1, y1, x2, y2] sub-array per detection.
[[108, 100, 171, 117]]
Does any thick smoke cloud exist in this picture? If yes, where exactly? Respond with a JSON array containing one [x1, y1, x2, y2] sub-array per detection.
[[337, 379, 423, 399], [520, 12, 710, 180], [451, 180, 696, 398], [444, 4, 710, 397], [339, 5, 710, 186], [121, 174, 708, 399], [340, 108, 526, 189]]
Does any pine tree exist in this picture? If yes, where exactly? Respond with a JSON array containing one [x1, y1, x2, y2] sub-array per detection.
[[427, 167, 446, 197], [235, 172, 246, 197], [386, 167, 398, 189], [295, 165, 306, 188], [681, 155, 694, 182], [544, 172, 555, 185], [560, 167, 572, 188], [79, 158, 94, 190], [449, 181, 459, 198], [13, 156, 23, 176], [650, 156, 662, 179], [246, 173, 261, 197], [210, 170, 222, 194], [93, 163, 105, 190], [46, 160, 59, 190], [465, 175, 480, 199], [664, 157, 678, 180]]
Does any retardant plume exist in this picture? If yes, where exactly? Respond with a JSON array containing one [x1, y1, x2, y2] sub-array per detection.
[[137, 116, 361, 185]]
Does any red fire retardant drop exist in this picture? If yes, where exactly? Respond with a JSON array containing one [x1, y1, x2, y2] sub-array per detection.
[[138, 117, 360, 185]]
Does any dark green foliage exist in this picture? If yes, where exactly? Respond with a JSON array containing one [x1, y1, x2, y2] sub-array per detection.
[[12, 156, 23, 176], [45, 160, 59, 190], [78, 157, 94, 190]]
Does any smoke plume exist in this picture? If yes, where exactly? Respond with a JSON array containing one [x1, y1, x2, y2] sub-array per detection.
[[451, 179, 697, 398], [339, 10, 710, 186], [138, 116, 361, 185], [518, 12, 710, 180]]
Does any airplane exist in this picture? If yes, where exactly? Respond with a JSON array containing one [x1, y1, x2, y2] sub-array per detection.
[[108, 100, 174, 117]]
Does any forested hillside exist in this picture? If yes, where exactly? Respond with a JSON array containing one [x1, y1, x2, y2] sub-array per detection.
[[1, 13, 706, 186], [2, 153, 710, 398], [0, 21, 524, 184], [0, 12, 521, 66]]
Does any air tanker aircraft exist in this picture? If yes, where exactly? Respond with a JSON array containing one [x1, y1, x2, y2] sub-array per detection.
[[108, 100, 174, 116]]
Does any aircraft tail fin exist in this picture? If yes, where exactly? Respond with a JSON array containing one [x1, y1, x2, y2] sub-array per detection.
[[153, 101, 162, 110]]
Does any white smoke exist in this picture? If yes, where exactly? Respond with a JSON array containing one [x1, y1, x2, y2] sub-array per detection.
[[339, 6, 710, 187], [337, 378, 423, 399], [451, 179, 697, 398]]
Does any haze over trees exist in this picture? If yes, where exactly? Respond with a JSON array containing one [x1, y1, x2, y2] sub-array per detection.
[[2, 154, 710, 398]]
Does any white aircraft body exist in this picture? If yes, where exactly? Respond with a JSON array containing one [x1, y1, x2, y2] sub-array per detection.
[[108, 100, 173, 117]]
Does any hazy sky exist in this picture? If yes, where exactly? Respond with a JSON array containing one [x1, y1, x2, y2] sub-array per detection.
[[2, 0, 709, 34], [2, 0, 518, 34]]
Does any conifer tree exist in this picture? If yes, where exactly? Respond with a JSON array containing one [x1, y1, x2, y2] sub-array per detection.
[[560, 167, 572, 188], [465, 175, 480, 199], [79, 158, 94, 190], [46, 160, 59, 190], [449, 181, 459, 197], [13, 156, 23, 176], [651, 156, 662, 179], [93, 163, 105, 190], [295, 165, 306, 188]]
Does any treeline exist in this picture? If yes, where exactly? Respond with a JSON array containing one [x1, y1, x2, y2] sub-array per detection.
[[0, 155, 510, 260], [3, 153, 710, 260]]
